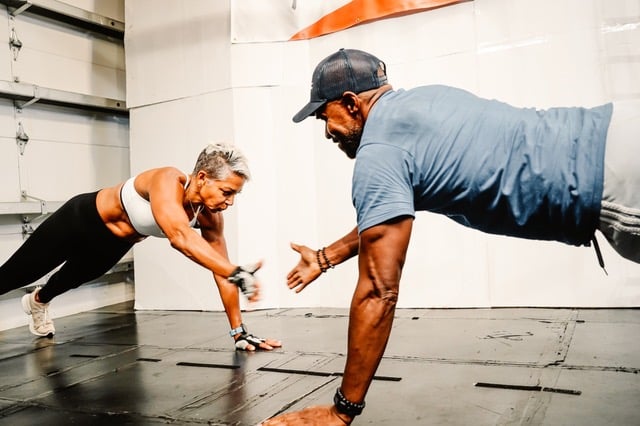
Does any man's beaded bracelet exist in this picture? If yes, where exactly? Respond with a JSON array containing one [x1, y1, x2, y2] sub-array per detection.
[[333, 387, 365, 417], [321, 247, 334, 269], [316, 249, 328, 273]]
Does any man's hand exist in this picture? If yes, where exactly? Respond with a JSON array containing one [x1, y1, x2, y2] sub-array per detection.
[[286, 243, 322, 292], [260, 405, 352, 425]]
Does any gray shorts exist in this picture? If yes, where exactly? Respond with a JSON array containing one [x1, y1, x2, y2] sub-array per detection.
[[599, 100, 640, 263]]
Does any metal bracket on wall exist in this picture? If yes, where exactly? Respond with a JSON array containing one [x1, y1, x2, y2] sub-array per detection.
[[7, 0, 30, 16], [0, 195, 63, 219], [21, 190, 48, 216], [15, 121, 29, 154], [17, 191, 60, 239], [21, 222, 33, 238], [15, 85, 40, 111], [0, 80, 127, 116], [19, 193, 42, 239], [9, 26, 22, 61], [0, 0, 124, 40]]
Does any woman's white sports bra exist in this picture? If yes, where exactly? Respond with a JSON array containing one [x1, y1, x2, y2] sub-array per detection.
[[120, 173, 199, 238]]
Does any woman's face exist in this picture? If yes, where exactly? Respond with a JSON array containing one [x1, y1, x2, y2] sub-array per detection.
[[199, 172, 245, 213]]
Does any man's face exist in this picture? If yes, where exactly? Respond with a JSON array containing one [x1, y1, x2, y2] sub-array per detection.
[[316, 99, 363, 159]]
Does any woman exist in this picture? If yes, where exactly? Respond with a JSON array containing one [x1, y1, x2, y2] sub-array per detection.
[[0, 142, 281, 351]]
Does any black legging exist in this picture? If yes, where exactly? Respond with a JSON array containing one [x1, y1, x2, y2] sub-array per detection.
[[0, 191, 134, 303]]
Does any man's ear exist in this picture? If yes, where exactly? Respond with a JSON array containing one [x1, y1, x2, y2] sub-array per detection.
[[341, 91, 360, 114]]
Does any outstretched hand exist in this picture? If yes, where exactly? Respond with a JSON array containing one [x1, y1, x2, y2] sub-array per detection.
[[229, 260, 263, 302], [259, 405, 352, 425], [286, 243, 322, 293]]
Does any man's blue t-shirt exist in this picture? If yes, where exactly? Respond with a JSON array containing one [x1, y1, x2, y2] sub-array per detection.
[[352, 85, 613, 246]]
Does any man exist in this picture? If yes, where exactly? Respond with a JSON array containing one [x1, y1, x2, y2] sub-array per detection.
[[262, 48, 639, 424]]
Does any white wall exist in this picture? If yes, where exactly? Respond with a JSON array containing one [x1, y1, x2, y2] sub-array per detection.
[[126, 0, 640, 311], [0, 0, 131, 331]]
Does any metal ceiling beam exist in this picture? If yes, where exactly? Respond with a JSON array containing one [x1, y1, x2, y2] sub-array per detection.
[[0, 80, 128, 115], [0, 0, 124, 40]]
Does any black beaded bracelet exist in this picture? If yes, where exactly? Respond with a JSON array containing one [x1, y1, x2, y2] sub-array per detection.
[[334, 387, 365, 417], [316, 249, 327, 273], [321, 247, 334, 269]]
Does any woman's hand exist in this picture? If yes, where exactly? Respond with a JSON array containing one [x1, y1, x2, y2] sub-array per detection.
[[228, 261, 263, 301], [286, 243, 323, 293]]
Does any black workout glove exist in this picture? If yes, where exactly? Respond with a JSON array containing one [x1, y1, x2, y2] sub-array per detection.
[[228, 263, 260, 298]]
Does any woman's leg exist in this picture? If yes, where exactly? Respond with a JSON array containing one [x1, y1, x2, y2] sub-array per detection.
[[37, 191, 133, 302], [0, 195, 83, 295], [14, 191, 133, 336], [37, 240, 132, 303]]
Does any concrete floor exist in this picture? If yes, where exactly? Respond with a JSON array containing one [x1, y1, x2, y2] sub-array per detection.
[[0, 302, 638, 425]]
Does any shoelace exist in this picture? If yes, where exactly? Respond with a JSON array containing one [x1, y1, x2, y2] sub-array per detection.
[[31, 300, 50, 328]]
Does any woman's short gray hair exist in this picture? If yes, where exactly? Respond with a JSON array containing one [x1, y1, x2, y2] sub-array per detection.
[[192, 142, 251, 181]]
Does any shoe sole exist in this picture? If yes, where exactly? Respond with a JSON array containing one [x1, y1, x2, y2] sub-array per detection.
[[21, 293, 55, 338]]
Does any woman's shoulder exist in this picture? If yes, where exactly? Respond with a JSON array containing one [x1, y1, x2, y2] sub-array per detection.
[[134, 167, 188, 193], [138, 166, 187, 181]]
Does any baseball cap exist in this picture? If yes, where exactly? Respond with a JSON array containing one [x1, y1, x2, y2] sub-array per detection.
[[292, 48, 387, 123]]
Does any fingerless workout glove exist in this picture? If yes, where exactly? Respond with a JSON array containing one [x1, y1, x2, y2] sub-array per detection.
[[228, 263, 259, 298]]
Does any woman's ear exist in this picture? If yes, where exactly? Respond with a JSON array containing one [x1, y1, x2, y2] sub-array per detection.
[[196, 170, 207, 187]]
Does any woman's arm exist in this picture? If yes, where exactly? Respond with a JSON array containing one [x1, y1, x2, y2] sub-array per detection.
[[200, 214, 280, 348], [144, 167, 239, 278], [199, 211, 254, 310]]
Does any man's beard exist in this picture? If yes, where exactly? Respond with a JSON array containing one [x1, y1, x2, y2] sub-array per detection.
[[340, 128, 362, 159]]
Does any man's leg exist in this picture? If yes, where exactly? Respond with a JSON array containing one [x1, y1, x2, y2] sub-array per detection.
[[599, 100, 640, 263]]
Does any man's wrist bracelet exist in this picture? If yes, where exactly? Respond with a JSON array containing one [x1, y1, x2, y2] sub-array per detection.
[[334, 387, 365, 417], [321, 247, 334, 269], [316, 249, 328, 273]]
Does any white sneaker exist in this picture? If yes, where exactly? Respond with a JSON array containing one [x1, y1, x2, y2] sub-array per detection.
[[21, 287, 55, 337]]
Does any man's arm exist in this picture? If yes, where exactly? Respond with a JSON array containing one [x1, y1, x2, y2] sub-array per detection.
[[287, 226, 360, 292], [340, 217, 413, 412], [263, 216, 413, 425]]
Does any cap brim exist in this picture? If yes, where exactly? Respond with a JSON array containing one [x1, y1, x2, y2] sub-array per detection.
[[292, 100, 326, 123]]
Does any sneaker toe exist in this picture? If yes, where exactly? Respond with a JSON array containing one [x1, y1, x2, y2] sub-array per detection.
[[31, 322, 55, 337]]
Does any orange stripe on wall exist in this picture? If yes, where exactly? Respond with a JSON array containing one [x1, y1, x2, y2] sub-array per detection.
[[290, 0, 471, 41]]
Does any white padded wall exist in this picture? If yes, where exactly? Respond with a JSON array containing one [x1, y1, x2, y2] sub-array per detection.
[[279, 0, 640, 308], [126, 0, 640, 310], [125, 0, 231, 109], [125, 0, 245, 311], [129, 90, 243, 311]]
